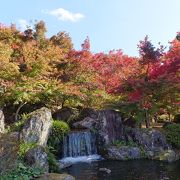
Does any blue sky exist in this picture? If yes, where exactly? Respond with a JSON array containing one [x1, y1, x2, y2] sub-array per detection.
[[0, 0, 179, 56]]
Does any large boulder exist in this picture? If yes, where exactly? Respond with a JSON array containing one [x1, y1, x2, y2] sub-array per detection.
[[0, 109, 5, 133], [106, 146, 141, 160], [24, 146, 49, 172], [36, 173, 75, 180], [71, 108, 179, 162], [126, 128, 170, 156], [72, 110, 124, 146], [73, 117, 96, 129], [157, 149, 179, 162], [53, 107, 79, 123], [123, 128, 180, 161], [96, 110, 124, 146], [103, 127, 180, 162], [20, 107, 52, 147]]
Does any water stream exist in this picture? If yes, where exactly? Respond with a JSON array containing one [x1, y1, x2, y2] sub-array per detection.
[[59, 130, 180, 179], [60, 130, 101, 164]]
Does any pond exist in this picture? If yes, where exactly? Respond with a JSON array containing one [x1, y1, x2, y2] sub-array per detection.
[[63, 160, 180, 180]]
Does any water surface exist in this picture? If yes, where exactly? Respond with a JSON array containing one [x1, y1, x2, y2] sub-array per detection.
[[63, 160, 180, 180]]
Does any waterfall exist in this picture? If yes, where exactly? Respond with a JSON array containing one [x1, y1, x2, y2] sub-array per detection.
[[63, 130, 97, 157], [60, 130, 101, 164]]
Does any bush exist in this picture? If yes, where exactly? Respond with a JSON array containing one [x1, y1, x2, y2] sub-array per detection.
[[9, 113, 30, 132], [164, 124, 180, 148], [18, 142, 37, 159], [1, 162, 43, 180], [113, 140, 139, 148], [46, 149, 61, 173], [174, 114, 180, 123], [48, 120, 70, 154], [113, 139, 147, 157]]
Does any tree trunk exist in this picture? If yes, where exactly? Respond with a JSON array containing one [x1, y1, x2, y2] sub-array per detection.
[[15, 102, 27, 121], [153, 113, 158, 123], [145, 110, 150, 128]]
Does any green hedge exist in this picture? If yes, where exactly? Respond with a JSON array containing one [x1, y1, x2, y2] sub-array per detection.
[[164, 124, 180, 148], [48, 120, 70, 154]]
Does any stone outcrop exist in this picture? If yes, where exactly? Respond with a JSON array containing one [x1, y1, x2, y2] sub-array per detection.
[[69, 109, 179, 162], [125, 128, 170, 159], [126, 128, 170, 151], [73, 117, 96, 129], [73, 110, 124, 146], [20, 107, 52, 172], [0, 109, 5, 133], [157, 149, 179, 162], [36, 173, 75, 180], [53, 107, 79, 123], [20, 107, 52, 147], [25, 146, 49, 172], [106, 146, 141, 160], [96, 110, 124, 146], [104, 128, 179, 162]]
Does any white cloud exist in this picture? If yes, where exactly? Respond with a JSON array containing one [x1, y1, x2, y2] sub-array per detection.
[[18, 19, 32, 30], [44, 8, 84, 22]]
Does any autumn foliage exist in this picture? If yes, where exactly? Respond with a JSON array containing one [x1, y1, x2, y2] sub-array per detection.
[[0, 21, 179, 126]]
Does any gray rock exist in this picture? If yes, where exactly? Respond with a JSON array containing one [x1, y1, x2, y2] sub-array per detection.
[[106, 146, 141, 160], [25, 146, 49, 172], [36, 173, 75, 180], [20, 107, 52, 146], [96, 110, 124, 146], [0, 109, 5, 133], [72, 110, 125, 151], [53, 107, 79, 122], [73, 117, 96, 129], [126, 128, 170, 152], [156, 150, 179, 162], [99, 168, 111, 174]]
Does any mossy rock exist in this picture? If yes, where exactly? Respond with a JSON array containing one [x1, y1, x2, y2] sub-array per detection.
[[0, 132, 19, 175], [156, 150, 179, 162]]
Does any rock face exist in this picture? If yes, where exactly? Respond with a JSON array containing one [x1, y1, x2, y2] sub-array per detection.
[[73, 117, 96, 129], [70, 109, 179, 162], [157, 150, 179, 162], [96, 110, 124, 146], [20, 107, 52, 147], [106, 146, 141, 160], [73, 110, 124, 146], [20, 107, 52, 172], [53, 107, 79, 123], [36, 173, 75, 180], [0, 109, 5, 133], [126, 128, 170, 157], [104, 128, 179, 162], [25, 146, 49, 172], [0, 132, 19, 174]]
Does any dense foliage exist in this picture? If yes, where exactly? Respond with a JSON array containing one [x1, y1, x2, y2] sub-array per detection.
[[164, 124, 180, 148], [0, 21, 179, 127], [48, 120, 70, 154], [1, 162, 43, 180]]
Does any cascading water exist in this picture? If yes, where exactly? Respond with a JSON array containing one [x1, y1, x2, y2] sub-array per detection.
[[63, 130, 97, 157], [60, 130, 101, 164]]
